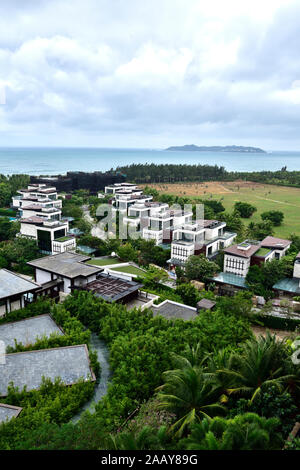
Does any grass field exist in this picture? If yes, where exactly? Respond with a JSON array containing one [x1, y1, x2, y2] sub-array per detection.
[[110, 265, 147, 277], [142, 180, 300, 238], [85, 257, 122, 266]]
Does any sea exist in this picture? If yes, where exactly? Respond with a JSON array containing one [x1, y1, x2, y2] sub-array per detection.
[[0, 147, 300, 176]]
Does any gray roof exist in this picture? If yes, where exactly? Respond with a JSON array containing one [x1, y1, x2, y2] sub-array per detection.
[[0, 314, 63, 349], [0, 403, 22, 423], [0, 269, 39, 300], [27, 252, 102, 279], [0, 344, 95, 397], [197, 299, 216, 310], [152, 300, 197, 321]]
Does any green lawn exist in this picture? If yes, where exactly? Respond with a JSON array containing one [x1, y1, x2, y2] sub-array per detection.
[[208, 183, 300, 239], [86, 257, 122, 266], [110, 265, 147, 277], [255, 247, 272, 257], [152, 181, 300, 239]]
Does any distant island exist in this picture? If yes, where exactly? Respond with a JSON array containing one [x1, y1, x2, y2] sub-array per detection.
[[165, 144, 266, 153]]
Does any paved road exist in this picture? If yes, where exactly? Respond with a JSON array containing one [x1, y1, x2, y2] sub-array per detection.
[[82, 205, 107, 240]]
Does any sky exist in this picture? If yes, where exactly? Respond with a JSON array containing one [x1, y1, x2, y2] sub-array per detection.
[[0, 0, 300, 150]]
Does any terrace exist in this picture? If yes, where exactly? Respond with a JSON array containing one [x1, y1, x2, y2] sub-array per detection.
[[78, 273, 142, 303]]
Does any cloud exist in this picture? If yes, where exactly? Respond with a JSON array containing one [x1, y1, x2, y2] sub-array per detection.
[[0, 0, 300, 148]]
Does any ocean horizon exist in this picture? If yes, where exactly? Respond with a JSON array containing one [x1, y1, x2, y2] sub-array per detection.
[[0, 147, 300, 176]]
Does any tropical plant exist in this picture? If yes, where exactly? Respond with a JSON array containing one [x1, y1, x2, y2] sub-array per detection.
[[156, 366, 226, 437], [180, 413, 282, 450], [217, 333, 292, 403]]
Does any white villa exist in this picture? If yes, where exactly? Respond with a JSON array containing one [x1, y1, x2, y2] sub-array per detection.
[[12, 184, 76, 254], [169, 220, 237, 269]]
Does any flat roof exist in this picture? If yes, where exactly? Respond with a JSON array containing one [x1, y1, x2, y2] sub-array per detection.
[[27, 252, 102, 279], [0, 403, 22, 423], [224, 243, 260, 258], [212, 272, 248, 288], [261, 236, 291, 249], [80, 273, 142, 302], [0, 314, 64, 348], [273, 277, 300, 294], [0, 344, 95, 397], [0, 269, 39, 300], [197, 299, 216, 310], [152, 300, 197, 321]]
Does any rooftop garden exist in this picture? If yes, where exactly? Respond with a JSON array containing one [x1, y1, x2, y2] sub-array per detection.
[[85, 257, 122, 266], [110, 265, 147, 277], [255, 247, 271, 257]]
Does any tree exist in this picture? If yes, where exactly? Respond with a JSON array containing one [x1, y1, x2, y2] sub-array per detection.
[[246, 220, 274, 240], [218, 212, 245, 236], [185, 255, 219, 283], [142, 266, 168, 288], [261, 210, 284, 226], [0, 237, 39, 272], [117, 243, 138, 263], [234, 202, 257, 218], [181, 413, 282, 450], [0, 218, 19, 242], [174, 283, 200, 307], [75, 218, 92, 235], [156, 367, 226, 437], [246, 256, 294, 296], [218, 333, 292, 403]]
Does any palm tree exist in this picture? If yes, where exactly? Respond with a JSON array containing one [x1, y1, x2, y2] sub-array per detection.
[[169, 343, 207, 370], [217, 333, 292, 403], [156, 367, 226, 437], [182, 413, 282, 450], [105, 426, 167, 450]]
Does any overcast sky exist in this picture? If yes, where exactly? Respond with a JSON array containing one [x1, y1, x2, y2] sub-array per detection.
[[1, 0, 300, 150]]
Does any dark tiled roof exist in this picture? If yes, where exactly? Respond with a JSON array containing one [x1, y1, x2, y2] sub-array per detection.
[[152, 300, 197, 321], [197, 299, 216, 310], [27, 252, 101, 278], [0, 403, 22, 423], [0, 269, 39, 299]]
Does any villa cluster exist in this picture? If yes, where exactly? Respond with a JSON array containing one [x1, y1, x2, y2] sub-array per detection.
[[12, 183, 76, 254], [104, 182, 237, 266]]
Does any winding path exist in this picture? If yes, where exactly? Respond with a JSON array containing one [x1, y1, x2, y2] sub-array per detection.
[[71, 333, 111, 423]]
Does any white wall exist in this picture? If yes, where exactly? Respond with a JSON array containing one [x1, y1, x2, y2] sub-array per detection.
[[224, 254, 250, 277], [20, 223, 37, 238], [35, 269, 51, 284]]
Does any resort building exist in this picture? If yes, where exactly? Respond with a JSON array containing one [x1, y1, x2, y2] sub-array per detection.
[[104, 182, 141, 195], [27, 252, 102, 294], [143, 208, 193, 245], [224, 236, 291, 278], [211, 236, 292, 296], [113, 192, 153, 212], [12, 184, 76, 254], [168, 220, 236, 269], [0, 269, 40, 317]]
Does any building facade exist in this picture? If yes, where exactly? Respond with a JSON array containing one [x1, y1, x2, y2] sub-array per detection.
[[12, 184, 76, 254]]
